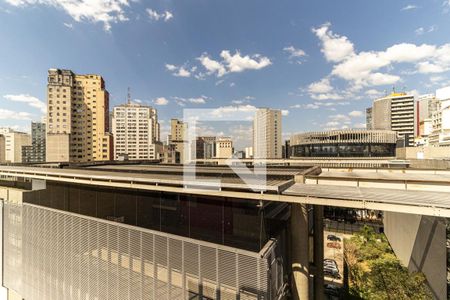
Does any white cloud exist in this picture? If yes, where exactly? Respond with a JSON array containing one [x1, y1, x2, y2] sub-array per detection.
[[291, 101, 349, 110], [312, 22, 355, 62], [401, 4, 417, 11], [415, 27, 424, 35], [165, 64, 177, 71], [283, 46, 306, 58], [197, 54, 227, 77], [174, 67, 190, 77], [281, 109, 289, 116], [283, 46, 307, 63], [221, 50, 272, 73], [154, 97, 169, 105], [415, 25, 437, 35], [0, 108, 32, 120], [210, 105, 257, 119], [3, 94, 46, 113], [303, 103, 319, 109], [197, 50, 271, 77], [308, 78, 333, 94], [188, 96, 208, 104], [312, 23, 450, 90], [417, 61, 447, 73], [348, 110, 363, 117], [5, 0, 131, 31], [430, 76, 446, 83], [311, 93, 344, 100], [365, 89, 384, 98], [165, 64, 191, 77], [444, 1, 450, 13], [146, 8, 173, 22]]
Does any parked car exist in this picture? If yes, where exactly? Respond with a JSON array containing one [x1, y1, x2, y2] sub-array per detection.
[[324, 284, 340, 296], [324, 259, 338, 269], [324, 268, 341, 279], [327, 234, 341, 242], [326, 242, 342, 249]]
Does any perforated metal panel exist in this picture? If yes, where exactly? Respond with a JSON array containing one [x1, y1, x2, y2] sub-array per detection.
[[3, 202, 286, 300]]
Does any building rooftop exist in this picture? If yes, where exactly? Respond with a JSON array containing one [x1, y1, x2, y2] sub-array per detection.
[[2, 164, 450, 217]]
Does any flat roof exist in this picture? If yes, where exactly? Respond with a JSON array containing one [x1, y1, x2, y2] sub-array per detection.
[[2, 165, 450, 217], [0, 165, 305, 193], [310, 170, 450, 184], [86, 164, 306, 177], [283, 183, 450, 211]]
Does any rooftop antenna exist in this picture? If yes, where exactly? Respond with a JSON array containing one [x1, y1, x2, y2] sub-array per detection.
[[127, 87, 131, 105], [392, 86, 396, 94]]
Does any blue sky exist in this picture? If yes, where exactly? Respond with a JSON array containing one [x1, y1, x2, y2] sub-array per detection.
[[0, 0, 450, 145]]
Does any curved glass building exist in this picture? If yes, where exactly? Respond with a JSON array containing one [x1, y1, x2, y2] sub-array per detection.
[[290, 129, 397, 158]]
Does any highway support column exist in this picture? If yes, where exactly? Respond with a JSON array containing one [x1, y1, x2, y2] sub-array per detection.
[[291, 203, 310, 300], [313, 205, 324, 300]]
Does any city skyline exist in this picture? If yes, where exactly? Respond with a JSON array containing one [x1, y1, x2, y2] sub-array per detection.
[[1, 0, 450, 139]]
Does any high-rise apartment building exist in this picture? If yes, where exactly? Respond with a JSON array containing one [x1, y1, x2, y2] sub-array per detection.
[[216, 137, 233, 158], [170, 119, 187, 163], [22, 122, 46, 163], [0, 128, 31, 163], [112, 102, 161, 160], [46, 69, 112, 163], [0, 135, 5, 163], [366, 107, 373, 130], [253, 108, 282, 159], [429, 87, 450, 146], [371, 93, 415, 147]]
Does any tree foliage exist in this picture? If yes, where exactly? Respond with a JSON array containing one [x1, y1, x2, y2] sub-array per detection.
[[344, 226, 432, 299]]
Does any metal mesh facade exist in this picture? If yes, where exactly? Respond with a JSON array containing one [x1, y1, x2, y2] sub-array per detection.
[[3, 202, 285, 300]]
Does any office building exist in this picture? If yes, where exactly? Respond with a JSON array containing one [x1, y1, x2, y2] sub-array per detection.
[[366, 107, 373, 130], [290, 129, 397, 158], [0, 135, 5, 163], [112, 102, 161, 160], [215, 137, 233, 158], [0, 128, 31, 163], [429, 87, 450, 146], [196, 136, 216, 159], [46, 68, 112, 163], [245, 146, 253, 159], [371, 92, 415, 147], [170, 119, 187, 163], [22, 122, 46, 163], [253, 108, 282, 158]]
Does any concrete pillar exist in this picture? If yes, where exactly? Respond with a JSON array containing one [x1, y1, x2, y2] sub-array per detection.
[[291, 203, 309, 300], [313, 205, 324, 300]]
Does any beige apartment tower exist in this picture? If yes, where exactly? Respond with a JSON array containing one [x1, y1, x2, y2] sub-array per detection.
[[170, 119, 187, 163], [215, 137, 233, 159], [46, 69, 112, 163], [253, 108, 282, 159], [0, 128, 31, 163], [112, 102, 161, 160]]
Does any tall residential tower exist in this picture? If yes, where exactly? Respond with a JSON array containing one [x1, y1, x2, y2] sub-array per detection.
[[46, 69, 112, 162], [112, 102, 161, 160], [253, 108, 282, 159]]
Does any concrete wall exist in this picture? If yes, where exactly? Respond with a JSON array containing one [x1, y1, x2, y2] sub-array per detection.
[[396, 146, 450, 160], [384, 211, 447, 299]]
